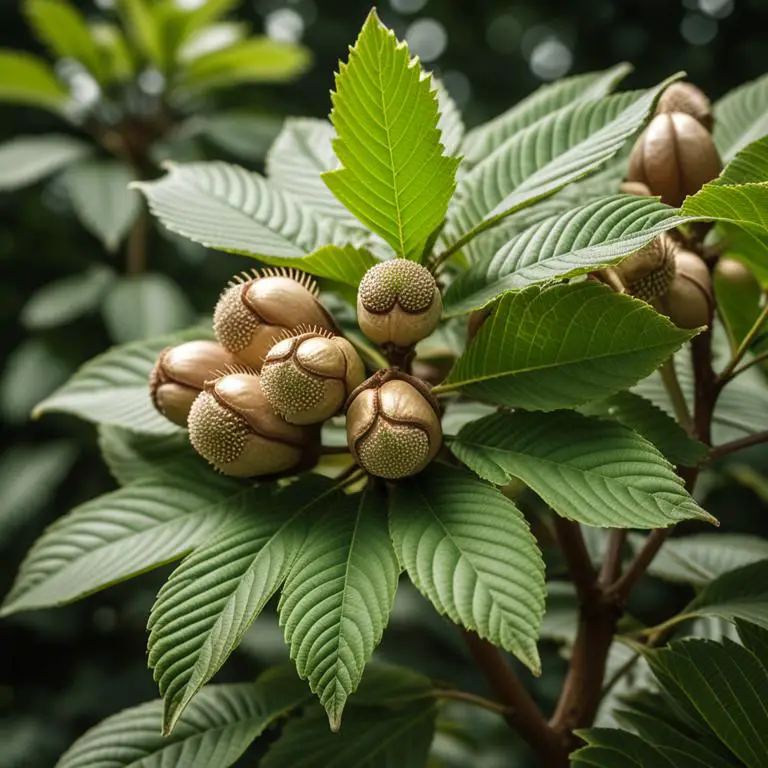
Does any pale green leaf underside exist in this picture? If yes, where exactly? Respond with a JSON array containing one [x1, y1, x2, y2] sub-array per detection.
[[323, 10, 459, 261], [0, 50, 70, 112], [461, 63, 632, 165], [1, 469, 243, 616], [444, 194, 689, 314], [56, 672, 309, 768], [148, 478, 336, 734], [450, 411, 713, 529], [434, 78, 465, 157], [389, 464, 545, 673], [34, 327, 210, 434], [279, 486, 400, 730], [714, 72, 768, 163], [437, 282, 695, 411], [0, 134, 91, 191]]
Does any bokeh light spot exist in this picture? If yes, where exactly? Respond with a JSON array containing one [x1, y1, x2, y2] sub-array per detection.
[[405, 18, 447, 63]]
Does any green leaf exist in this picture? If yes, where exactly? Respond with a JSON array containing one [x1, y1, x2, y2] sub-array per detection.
[[177, 37, 310, 92], [720, 223, 768, 287], [24, 0, 108, 82], [714, 72, 768, 163], [117, 0, 167, 71], [148, 477, 337, 734], [34, 327, 211, 434], [102, 274, 195, 344], [193, 111, 282, 160], [0, 466, 242, 616], [0, 50, 70, 112], [683, 181, 768, 232], [447, 77, 677, 251], [21, 264, 114, 331], [714, 257, 764, 353], [259, 245, 379, 288], [174, 0, 238, 48], [435, 78, 465, 157], [279, 485, 400, 730], [572, 727, 697, 768], [631, 534, 768, 587], [55, 671, 309, 768], [134, 162, 349, 261], [322, 9, 460, 261], [713, 135, 768, 186], [0, 134, 91, 191], [579, 391, 708, 467], [389, 464, 545, 673], [435, 282, 695, 411], [263, 700, 437, 768], [0, 441, 77, 539], [443, 194, 688, 314], [90, 22, 134, 83], [736, 619, 768, 660], [461, 63, 632, 166], [62, 160, 140, 252], [450, 411, 712, 529]]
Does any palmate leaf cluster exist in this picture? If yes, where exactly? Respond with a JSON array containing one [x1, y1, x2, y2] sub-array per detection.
[[4, 7, 768, 767]]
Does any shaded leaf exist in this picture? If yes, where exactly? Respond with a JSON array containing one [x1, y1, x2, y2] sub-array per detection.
[[193, 111, 282, 160], [0, 49, 70, 112], [0, 134, 91, 191], [683, 181, 768, 232], [714, 73, 768, 163], [258, 244, 379, 288], [117, 0, 166, 71], [572, 727, 694, 768]]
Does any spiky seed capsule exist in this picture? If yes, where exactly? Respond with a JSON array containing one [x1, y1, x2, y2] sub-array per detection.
[[346, 370, 442, 480], [357, 260, 442, 347], [149, 340, 239, 427], [213, 269, 335, 371], [661, 249, 714, 329], [627, 112, 722, 207], [656, 82, 713, 131], [618, 181, 652, 197], [260, 329, 366, 425], [187, 370, 318, 477], [615, 234, 677, 302]]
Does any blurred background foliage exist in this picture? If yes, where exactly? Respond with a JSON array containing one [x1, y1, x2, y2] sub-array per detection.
[[1, 1, 767, 766]]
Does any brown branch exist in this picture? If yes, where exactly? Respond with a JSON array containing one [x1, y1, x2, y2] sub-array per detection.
[[125, 204, 150, 275], [461, 630, 568, 767], [606, 528, 672, 603], [708, 430, 768, 461], [600, 530, 627, 586], [431, 687, 512, 716], [728, 350, 768, 379], [552, 517, 599, 609]]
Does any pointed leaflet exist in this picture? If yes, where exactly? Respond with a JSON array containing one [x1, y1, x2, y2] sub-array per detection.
[[461, 63, 632, 165], [571, 727, 701, 768], [148, 477, 339, 734], [56, 671, 309, 768], [389, 464, 545, 673], [714, 73, 768, 162], [435, 282, 695, 411], [682, 182, 768, 232], [279, 485, 400, 730], [450, 411, 713, 529], [0, 464, 244, 616], [0, 50, 70, 113], [323, 10, 459, 261], [443, 194, 690, 314], [0, 134, 91, 191]]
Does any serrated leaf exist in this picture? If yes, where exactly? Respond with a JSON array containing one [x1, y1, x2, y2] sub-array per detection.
[[34, 327, 210, 434], [56, 671, 309, 768], [714, 73, 768, 163], [721, 222, 768, 287], [450, 411, 712, 529], [134, 161, 350, 261], [447, 77, 676, 252], [389, 464, 545, 673], [21, 264, 114, 330], [0, 50, 70, 112], [737, 619, 768, 660], [102, 273, 195, 343], [631, 534, 768, 587], [279, 485, 400, 730], [322, 9, 459, 261], [192, 111, 281, 160], [435, 282, 695, 411], [0, 466, 243, 616], [713, 134, 768, 186], [62, 160, 140, 252], [444, 194, 688, 314], [571, 727, 693, 768], [24, 0, 108, 82], [148, 477, 337, 734], [263, 700, 437, 768], [0, 134, 91, 191], [683, 181, 768, 232], [435, 78, 464, 157], [461, 63, 632, 166], [579, 391, 708, 467]]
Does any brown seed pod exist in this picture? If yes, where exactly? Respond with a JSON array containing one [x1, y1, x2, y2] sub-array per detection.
[[357, 260, 442, 347], [627, 112, 722, 207], [615, 234, 677, 302], [618, 181, 652, 197], [213, 268, 336, 371], [656, 82, 713, 131], [714, 257, 760, 292], [149, 340, 239, 427], [662, 249, 714, 329], [260, 328, 366, 425], [187, 369, 318, 477], [346, 370, 442, 480]]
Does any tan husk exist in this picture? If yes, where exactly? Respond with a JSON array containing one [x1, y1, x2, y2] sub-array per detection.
[[656, 82, 713, 131], [661, 249, 714, 329], [615, 234, 677, 302]]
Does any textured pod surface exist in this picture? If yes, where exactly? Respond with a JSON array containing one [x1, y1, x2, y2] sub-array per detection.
[[347, 371, 442, 479], [187, 371, 316, 477], [357, 260, 442, 347], [656, 82, 713, 131], [213, 269, 335, 370], [149, 340, 238, 427], [260, 331, 365, 425], [616, 234, 677, 302], [627, 112, 722, 207], [663, 249, 714, 329]]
